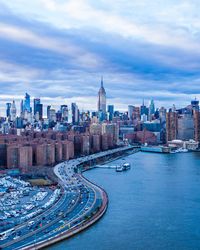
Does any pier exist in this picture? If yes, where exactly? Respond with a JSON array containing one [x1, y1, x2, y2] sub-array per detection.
[[95, 165, 116, 169]]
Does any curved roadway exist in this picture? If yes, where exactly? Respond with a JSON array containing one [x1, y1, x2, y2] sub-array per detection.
[[0, 146, 132, 250]]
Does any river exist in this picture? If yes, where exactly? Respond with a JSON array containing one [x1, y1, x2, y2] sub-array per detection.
[[47, 152, 200, 250]]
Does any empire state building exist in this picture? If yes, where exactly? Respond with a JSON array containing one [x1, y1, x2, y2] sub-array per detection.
[[98, 77, 106, 113]]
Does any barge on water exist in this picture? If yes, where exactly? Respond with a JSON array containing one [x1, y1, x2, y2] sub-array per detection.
[[140, 146, 171, 154]]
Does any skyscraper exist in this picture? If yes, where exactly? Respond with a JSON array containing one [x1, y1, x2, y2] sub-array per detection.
[[61, 105, 68, 121], [36, 104, 43, 120], [47, 105, 51, 120], [10, 100, 17, 122], [49, 107, 56, 122], [34, 98, 43, 120], [149, 99, 155, 118], [34, 98, 40, 115], [71, 103, 79, 124], [128, 105, 134, 120], [6, 103, 11, 118], [108, 105, 114, 121], [140, 100, 149, 118], [98, 77, 106, 113], [23, 93, 31, 112]]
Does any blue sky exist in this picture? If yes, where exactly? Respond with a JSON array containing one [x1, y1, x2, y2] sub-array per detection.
[[0, 0, 200, 114]]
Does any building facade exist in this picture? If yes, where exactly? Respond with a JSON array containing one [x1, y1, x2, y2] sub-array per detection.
[[98, 77, 106, 113]]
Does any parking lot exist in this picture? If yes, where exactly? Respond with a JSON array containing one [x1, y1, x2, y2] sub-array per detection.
[[0, 175, 60, 233]]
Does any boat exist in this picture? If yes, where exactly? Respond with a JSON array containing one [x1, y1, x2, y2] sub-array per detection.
[[171, 148, 188, 153], [116, 162, 131, 172], [122, 162, 131, 170], [116, 165, 124, 172]]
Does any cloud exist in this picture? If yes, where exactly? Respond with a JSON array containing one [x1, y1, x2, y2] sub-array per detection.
[[3, 0, 200, 52], [0, 22, 103, 70], [0, 0, 200, 115]]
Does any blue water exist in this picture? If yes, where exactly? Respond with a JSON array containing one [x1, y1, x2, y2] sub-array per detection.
[[47, 152, 200, 250]]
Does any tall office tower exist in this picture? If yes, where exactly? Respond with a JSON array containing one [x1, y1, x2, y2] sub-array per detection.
[[98, 76, 106, 113], [128, 105, 134, 120], [194, 110, 200, 141], [10, 100, 17, 122], [56, 110, 62, 122], [23, 93, 31, 112], [166, 108, 178, 142], [49, 107, 56, 122], [71, 103, 79, 124], [140, 100, 149, 119], [191, 98, 199, 111], [6, 103, 11, 119], [61, 105, 68, 121], [47, 105, 51, 120], [36, 104, 43, 120], [108, 105, 114, 121], [34, 98, 43, 120], [34, 98, 40, 114], [149, 99, 155, 118]]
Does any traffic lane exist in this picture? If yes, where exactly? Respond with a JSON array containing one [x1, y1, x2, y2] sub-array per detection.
[[10, 190, 93, 250], [1, 192, 79, 249], [17, 190, 98, 250], [2, 186, 90, 249]]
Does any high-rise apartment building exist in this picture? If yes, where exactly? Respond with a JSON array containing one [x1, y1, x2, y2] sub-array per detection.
[[194, 110, 200, 142], [166, 108, 178, 141], [177, 113, 194, 140]]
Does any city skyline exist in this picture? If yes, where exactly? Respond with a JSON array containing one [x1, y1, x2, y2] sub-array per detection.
[[0, 1, 200, 113], [2, 88, 199, 119], [2, 2, 200, 250]]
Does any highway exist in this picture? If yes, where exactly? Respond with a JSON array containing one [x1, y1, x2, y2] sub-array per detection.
[[0, 146, 132, 250]]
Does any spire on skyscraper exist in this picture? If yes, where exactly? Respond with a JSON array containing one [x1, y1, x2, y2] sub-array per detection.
[[142, 99, 145, 106], [101, 75, 103, 87]]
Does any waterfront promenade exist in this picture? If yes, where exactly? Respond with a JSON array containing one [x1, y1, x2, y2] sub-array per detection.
[[0, 145, 135, 250]]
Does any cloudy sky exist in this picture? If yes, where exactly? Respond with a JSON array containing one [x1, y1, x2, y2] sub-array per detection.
[[0, 0, 200, 115]]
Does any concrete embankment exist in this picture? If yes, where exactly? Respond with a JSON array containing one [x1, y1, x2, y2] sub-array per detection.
[[22, 146, 136, 250]]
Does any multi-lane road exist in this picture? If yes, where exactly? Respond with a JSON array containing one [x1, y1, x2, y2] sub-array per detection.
[[0, 146, 132, 250]]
